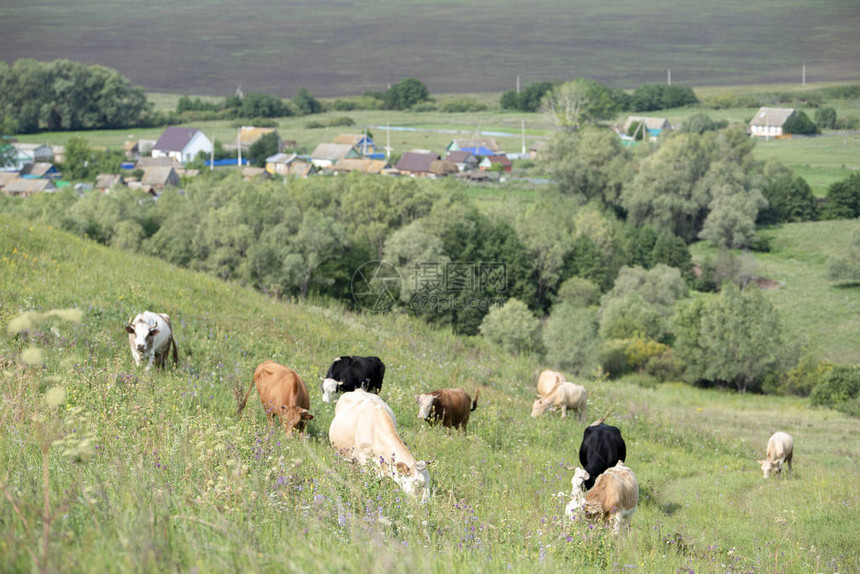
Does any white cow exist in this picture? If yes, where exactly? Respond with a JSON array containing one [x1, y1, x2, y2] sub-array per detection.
[[329, 389, 432, 502], [125, 311, 178, 370], [531, 381, 587, 420], [536, 369, 566, 398], [565, 461, 639, 533], [757, 431, 794, 478]]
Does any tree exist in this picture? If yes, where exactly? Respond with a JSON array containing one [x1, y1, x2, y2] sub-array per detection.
[[548, 128, 633, 206], [678, 113, 728, 134], [479, 298, 541, 355], [814, 107, 837, 130], [541, 78, 617, 132], [556, 276, 600, 308], [500, 81, 555, 112], [651, 231, 693, 279], [293, 88, 323, 115], [672, 283, 786, 392], [543, 303, 599, 375], [822, 173, 860, 220], [384, 78, 430, 110], [240, 93, 288, 118], [758, 165, 818, 224], [248, 132, 281, 167], [599, 291, 665, 341], [514, 199, 574, 309], [62, 136, 95, 180], [631, 84, 698, 111], [782, 111, 819, 135], [698, 161, 766, 249]]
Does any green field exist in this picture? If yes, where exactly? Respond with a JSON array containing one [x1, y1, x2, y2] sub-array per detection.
[[2, 214, 859, 572], [2, 0, 859, 97]]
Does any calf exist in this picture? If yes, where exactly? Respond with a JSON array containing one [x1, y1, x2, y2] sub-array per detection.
[[565, 461, 639, 533], [125, 311, 178, 370], [329, 389, 432, 502], [531, 381, 587, 420], [536, 369, 566, 398], [578, 417, 627, 490], [416, 388, 479, 432], [321, 355, 385, 402], [757, 431, 794, 478], [237, 360, 313, 434]]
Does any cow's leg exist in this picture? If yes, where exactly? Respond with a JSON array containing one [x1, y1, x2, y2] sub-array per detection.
[[786, 452, 793, 476], [561, 404, 567, 418], [144, 353, 155, 371]]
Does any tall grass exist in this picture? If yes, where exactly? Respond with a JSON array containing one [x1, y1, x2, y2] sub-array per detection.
[[1, 214, 858, 572]]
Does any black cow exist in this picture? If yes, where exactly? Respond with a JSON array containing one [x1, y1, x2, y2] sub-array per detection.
[[578, 421, 627, 490], [320, 355, 385, 402]]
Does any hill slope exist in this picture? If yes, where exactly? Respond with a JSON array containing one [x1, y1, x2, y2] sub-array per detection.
[[1, 214, 858, 572]]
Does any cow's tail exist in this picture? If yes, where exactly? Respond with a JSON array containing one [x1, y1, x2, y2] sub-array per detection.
[[170, 336, 179, 367], [236, 378, 256, 417], [590, 409, 611, 427], [471, 389, 480, 412]]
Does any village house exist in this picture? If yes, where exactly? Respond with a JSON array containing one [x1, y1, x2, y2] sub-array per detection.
[[479, 154, 512, 172], [447, 137, 502, 155], [151, 127, 213, 163], [21, 162, 61, 179], [333, 133, 380, 157], [749, 107, 796, 138], [139, 166, 180, 193], [444, 150, 479, 172], [623, 116, 672, 141], [237, 126, 284, 153], [3, 177, 56, 197], [265, 153, 316, 177], [394, 151, 441, 177], [95, 174, 126, 192], [328, 158, 389, 175], [309, 143, 361, 168], [9, 143, 53, 171]]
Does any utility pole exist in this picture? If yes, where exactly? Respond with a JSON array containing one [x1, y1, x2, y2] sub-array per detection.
[[516, 75, 520, 94], [521, 119, 526, 155], [667, 67, 672, 86], [386, 123, 390, 160], [237, 127, 242, 167], [802, 63, 806, 86]]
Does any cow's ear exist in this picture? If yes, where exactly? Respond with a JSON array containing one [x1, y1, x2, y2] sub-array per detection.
[[300, 409, 314, 421], [125, 325, 135, 334], [149, 329, 159, 337], [395, 461, 410, 474]]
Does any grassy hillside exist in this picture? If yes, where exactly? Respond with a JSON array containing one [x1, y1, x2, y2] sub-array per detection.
[[2, 0, 859, 96], [1, 214, 858, 572], [691, 219, 860, 364]]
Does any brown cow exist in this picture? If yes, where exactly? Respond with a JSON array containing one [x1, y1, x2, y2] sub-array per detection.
[[237, 360, 313, 434], [416, 388, 479, 431]]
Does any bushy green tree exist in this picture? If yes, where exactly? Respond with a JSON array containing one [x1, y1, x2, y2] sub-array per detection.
[[384, 78, 430, 110], [248, 132, 281, 167], [547, 128, 633, 206], [479, 298, 541, 355], [822, 172, 860, 219], [240, 93, 289, 118], [543, 303, 598, 375], [809, 365, 860, 416], [293, 88, 323, 115], [500, 81, 555, 112], [814, 107, 837, 130], [651, 231, 694, 279], [555, 276, 600, 308], [631, 84, 698, 112], [599, 291, 665, 341], [672, 283, 786, 392], [782, 110, 819, 135], [541, 78, 617, 132], [678, 113, 728, 134], [758, 163, 818, 224]]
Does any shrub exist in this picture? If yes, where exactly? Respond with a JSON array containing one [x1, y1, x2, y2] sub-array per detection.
[[775, 354, 832, 397], [327, 116, 355, 127], [782, 111, 820, 135], [543, 303, 598, 375], [810, 365, 860, 415], [645, 353, 681, 382], [625, 337, 670, 372], [304, 120, 325, 129], [439, 98, 488, 113], [814, 107, 837, 130]]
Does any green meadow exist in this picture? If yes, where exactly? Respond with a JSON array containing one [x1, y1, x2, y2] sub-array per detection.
[[1, 214, 858, 572]]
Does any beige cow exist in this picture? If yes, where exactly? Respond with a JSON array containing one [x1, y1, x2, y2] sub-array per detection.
[[531, 381, 587, 420], [565, 461, 639, 533], [330, 389, 432, 502], [757, 431, 794, 478]]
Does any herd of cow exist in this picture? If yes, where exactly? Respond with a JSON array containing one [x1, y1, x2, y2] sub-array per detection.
[[125, 311, 796, 532]]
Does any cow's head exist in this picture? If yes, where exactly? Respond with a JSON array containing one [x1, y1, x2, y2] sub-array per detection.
[[565, 467, 590, 520], [531, 397, 551, 418], [282, 405, 314, 433], [416, 393, 438, 421], [757, 458, 781, 478], [320, 378, 339, 403], [126, 317, 158, 354], [392, 459, 432, 503]]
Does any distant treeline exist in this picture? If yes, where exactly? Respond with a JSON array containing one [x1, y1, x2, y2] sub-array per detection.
[[501, 80, 699, 113]]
